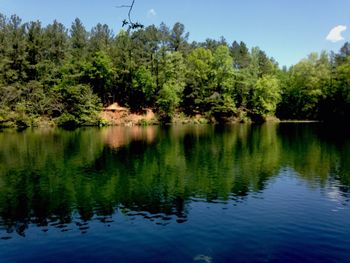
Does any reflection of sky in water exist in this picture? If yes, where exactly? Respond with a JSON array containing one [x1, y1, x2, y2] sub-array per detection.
[[1, 173, 350, 262], [327, 186, 346, 204]]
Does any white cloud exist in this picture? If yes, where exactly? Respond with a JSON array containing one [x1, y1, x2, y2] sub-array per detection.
[[147, 8, 156, 18], [326, 25, 347, 42]]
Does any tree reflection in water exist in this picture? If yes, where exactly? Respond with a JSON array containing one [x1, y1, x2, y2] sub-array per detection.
[[0, 124, 349, 236]]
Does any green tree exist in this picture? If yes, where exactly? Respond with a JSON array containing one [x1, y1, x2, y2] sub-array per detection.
[[207, 45, 236, 121], [25, 21, 44, 81], [53, 83, 101, 127], [156, 83, 179, 123], [40, 20, 68, 87], [82, 51, 115, 105], [230, 41, 250, 69], [169, 22, 189, 54], [0, 15, 28, 84], [183, 47, 214, 114], [70, 18, 88, 60], [251, 75, 281, 121], [157, 52, 186, 122], [89, 23, 112, 53], [130, 66, 156, 110], [320, 56, 350, 121], [278, 52, 330, 120]]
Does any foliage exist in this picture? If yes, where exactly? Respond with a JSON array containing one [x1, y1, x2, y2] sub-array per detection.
[[277, 52, 331, 120], [156, 51, 186, 122], [82, 51, 115, 105], [251, 75, 281, 120], [130, 65, 156, 110], [54, 83, 101, 127], [156, 82, 179, 123], [183, 47, 214, 114], [0, 13, 349, 127]]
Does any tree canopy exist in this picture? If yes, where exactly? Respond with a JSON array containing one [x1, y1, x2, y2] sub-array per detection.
[[0, 13, 349, 127]]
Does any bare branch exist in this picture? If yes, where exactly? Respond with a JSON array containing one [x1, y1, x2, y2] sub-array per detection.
[[115, 5, 132, 8], [115, 0, 143, 30], [127, 0, 135, 25]]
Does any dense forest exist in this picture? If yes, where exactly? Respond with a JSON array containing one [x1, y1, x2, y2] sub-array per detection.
[[0, 14, 350, 127]]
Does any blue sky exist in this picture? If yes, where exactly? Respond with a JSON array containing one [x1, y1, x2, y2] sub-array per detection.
[[1, 0, 349, 67]]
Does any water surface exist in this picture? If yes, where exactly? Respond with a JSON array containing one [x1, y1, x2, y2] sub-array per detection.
[[0, 124, 350, 262]]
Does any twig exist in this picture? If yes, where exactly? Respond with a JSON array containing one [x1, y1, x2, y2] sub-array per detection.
[[115, 0, 143, 29]]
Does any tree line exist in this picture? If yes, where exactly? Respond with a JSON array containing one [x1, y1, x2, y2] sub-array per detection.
[[0, 14, 349, 127]]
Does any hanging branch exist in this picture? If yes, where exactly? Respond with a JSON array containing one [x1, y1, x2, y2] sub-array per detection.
[[116, 0, 144, 30]]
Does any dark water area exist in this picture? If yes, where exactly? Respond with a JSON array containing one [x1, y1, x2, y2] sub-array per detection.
[[0, 124, 350, 263]]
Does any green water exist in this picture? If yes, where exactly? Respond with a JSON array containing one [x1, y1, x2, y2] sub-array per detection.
[[0, 124, 350, 262]]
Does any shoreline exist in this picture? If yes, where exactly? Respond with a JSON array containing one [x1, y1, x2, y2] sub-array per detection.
[[0, 118, 325, 130]]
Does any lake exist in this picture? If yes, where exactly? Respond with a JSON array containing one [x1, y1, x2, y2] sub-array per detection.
[[0, 124, 350, 263]]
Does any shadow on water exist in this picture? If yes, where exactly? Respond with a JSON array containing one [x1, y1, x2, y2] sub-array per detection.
[[0, 123, 350, 236]]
